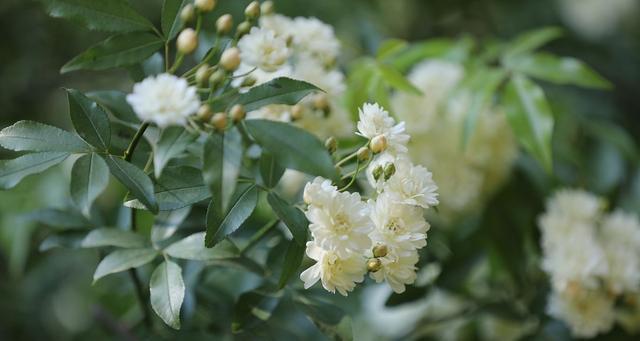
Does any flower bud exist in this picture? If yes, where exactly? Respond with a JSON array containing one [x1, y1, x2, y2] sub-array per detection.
[[220, 47, 241, 71], [236, 21, 252, 38], [370, 134, 387, 154], [313, 93, 329, 110], [324, 137, 337, 154], [180, 4, 195, 23], [383, 162, 396, 180], [356, 147, 370, 162], [261, 1, 275, 15], [195, 64, 212, 85], [216, 14, 233, 35], [209, 69, 226, 88], [372, 244, 388, 258], [177, 28, 198, 54], [195, 0, 216, 12], [367, 258, 382, 272], [197, 104, 213, 121], [291, 104, 303, 120], [372, 165, 383, 181], [244, 1, 261, 19], [230, 104, 246, 122], [241, 76, 257, 87], [211, 112, 227, 131]]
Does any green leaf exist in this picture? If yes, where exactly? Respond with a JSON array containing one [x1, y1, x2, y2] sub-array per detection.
[[267, 192, 308, 245], [154, 127, 197, 178], [503, 74, 554, 172], [202, 127, 243, 213], [87, 90, 140, 123], [377, 63, 422, 95], [390, 39, 456, 72], [26, 207, 91, 229], [66, 89, 111, 150], [151, 207, 190, 243], [81, 228, 147, 248], [93, 248, 158, 283], [42, 0, 155, 33], [205, 185, 258, 248], [462, 68, 508, 147], [70, 153, 110, 216], [368, 72, 392, 114], [232, 287, 283, 333], [104, 155, 158, 213], [0, 152, 69, 190], [503, 27, 563, 58], [294, 295, 345, 326], [39, 232, 85, 251], [259, 151, 285, 188], [61, 33, 164, 73], [506, 53, 611, 89], [0, 121, 90, 153], [232, 77, 321, 111], [165, 232, 239, 261], [150, 260, 185, 329], [244, 119, 338, 180], [161, 0, 188, 41], [377, 39, 408, 61], [278, 239, 305, 289]]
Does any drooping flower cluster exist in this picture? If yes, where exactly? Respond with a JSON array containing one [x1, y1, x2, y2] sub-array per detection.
[[539, 189, 640, 337], [391, 60, 517, 222], [300, 103, 438, 295]]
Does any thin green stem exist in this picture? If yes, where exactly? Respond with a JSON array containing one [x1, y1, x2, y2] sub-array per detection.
[[164, 43, 170, 72], [335, 150, 358, 168], [240, 219, 279, 255], [168, 53, 185, 74], [123, 122, 150, 162], [338, 159, 361, 191]]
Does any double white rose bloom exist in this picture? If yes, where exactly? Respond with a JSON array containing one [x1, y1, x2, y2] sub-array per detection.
[[300, 103, 439, 295], [539, 189, 640, 337]]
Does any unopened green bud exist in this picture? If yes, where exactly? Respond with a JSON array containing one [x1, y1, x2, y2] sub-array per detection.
[[372, 244, 388, 258], [195, 64, 212, 85], [209, 69, 226, 87], [383, 162, 396, 180], [220, 47, 241, 71], [211, 112, 227, 131], [370, 134, 387, 154], [177, 28, 198, 54], [356, 147, 370, 162], [195, 0, 216, 12], [325, 137, 337, 154], [197, 104, 213, 121], [236, 21, 252, 38], [372, 165, 383, 181], [230, 104, 246, 122], [244, 1, 261, 20], [241, 76, 257, 87]]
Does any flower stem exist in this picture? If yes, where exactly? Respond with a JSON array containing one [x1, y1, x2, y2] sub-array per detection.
[[338, 159, 361, 191], [123, 122, 150, 162], [240, 219, 279, 255]]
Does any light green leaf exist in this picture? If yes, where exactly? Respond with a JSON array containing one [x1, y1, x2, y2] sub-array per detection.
[[462, 68, 508, 147], [390, 39, 456, 72], [154, 127, 197, 178], [259, 151, 285, 188], [150, 260, 185, 329], [81, 228, 147, 248], [66, 89, 111, 150], [503, 74, 554, 172], [70, 153, 110, 216], [161, 0, 188, 41], [87, 90, 139, 123], [376, 39, 408, 61], [93, 248, 158, 283], [232, 287, 283, 333], [104, 155, 158, 213], [267, 192, 308, 246], [0, 121, 90, 153], [278, 240, 305, 289], [26, 207, 91, 229], [42, 0, 155, 33], [244, 119, 338, 180], [61, 33, 164, 73], [39, 232, 85, 251], [503, 27, 563, 58], [378, 63, 422, 95], [165, 232, 239, 261], [205, 185, 258, 248], [0, 152, 69, 190], [368, 72, 391, 114], [232, 77, 321, 111], [202, 127, 243, 213], [506, 53, 611, 89]]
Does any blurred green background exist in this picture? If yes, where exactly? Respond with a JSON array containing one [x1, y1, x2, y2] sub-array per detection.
[[1, 0, 638, 339]]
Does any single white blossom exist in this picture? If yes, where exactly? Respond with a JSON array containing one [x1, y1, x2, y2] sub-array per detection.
[[357, 103, 409, 155], [384, 158, 439, 209], [291, 17, 340, 65], [303, 176, 337, 207], [369, 249, 420, 294], [547, 284, 616, 338], [300, 242, 366, 296], [237, 27, 290, 72], [370, 191, 430, 253], [600, 210, 640, 294], [126, 73, 200, 127]]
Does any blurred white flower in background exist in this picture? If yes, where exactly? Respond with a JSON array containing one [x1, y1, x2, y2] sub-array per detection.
[[237, 27, 290, 72], [126, 73, 200, 127], [547, 285, 616, 338], [557, 0, 639, 40]]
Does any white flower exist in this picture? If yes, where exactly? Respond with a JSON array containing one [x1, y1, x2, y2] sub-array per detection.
[[292, 56, 346, 95], [291, 17, 340, 64], [237, 27, 290, 72], [259, 14, 295, 39], [384, 158, 439, 209], [370, 191, 430, 252], [369, 249, 420, 293], [547, 284, 615, 338], [300, 242, 366, 296], [126, 73, 200, 127], [303, 176, 337, 207], [357, 103, 409, 155], [600, 211, 640, 294], [306, 190, 373, 257]]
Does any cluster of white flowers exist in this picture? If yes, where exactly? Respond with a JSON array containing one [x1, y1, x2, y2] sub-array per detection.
[[300, 103, 438, 295], [391, 60, 517, 222], [235, 12, 352, 139], [539, 189, 640, 337], [126, 73, 200, 127]]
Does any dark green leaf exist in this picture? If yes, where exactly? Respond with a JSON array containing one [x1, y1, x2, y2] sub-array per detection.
[[81, 228, 147, 248], [232, 77, 321, 111], [202, 127, 243, 213], [93, 248, 158, 283], [66, 89, 111, 150], [0, 121, 90, 153], [70, 153, 109, 216], [462, 68, 508, 146], [165, 232, 239, 261], [232, 287, 283, 333], [259, 151, 285, 188], [378, 63, 422, 95], [150, 260, 185, 329], [503, 27, 563, 58], [126, 166, 209, 211], [62, 33, 164, 73], [0, 152, 69, 190], [503, 74, 554, 172], [278, 239, 305, 289], [42, 0, 155, 33], [104, 155, 158, 213], [244, 119, 337, 180], [161, 0, 188, 41], [205, 185, 258, 247], [154, 127, 197, 178], [267, 192, 308, 245], [87, 90, 140, 123]]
